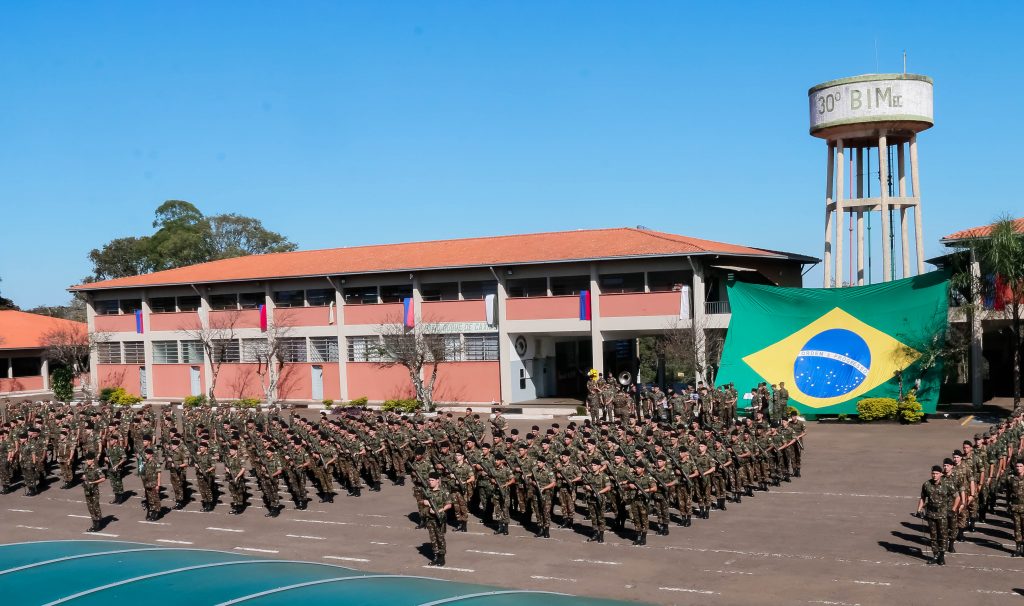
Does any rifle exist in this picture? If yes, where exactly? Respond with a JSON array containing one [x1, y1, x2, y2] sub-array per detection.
[[582, 472, 606, 512]]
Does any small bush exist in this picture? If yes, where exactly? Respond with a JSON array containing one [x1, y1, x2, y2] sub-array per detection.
[[99, 387, 118, 402], [322, 399, 334, 408], [576, 406, 587, 416], [898, 394, 925, 424], [382, 398, 420, 413], [183, 395, 208, 408], [106, 387, 143, 407], [856, 397, 898, 421], [51, 367, 74, 402], [348, 396, 369, 407], [837, 413, 849, 421], [234, 397, 262, 409]]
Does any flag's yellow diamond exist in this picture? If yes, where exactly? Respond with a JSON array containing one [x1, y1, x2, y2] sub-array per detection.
[[742, 307, 919, 409]]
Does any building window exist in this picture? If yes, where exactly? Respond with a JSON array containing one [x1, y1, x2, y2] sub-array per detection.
[[347, 336, 381, 362], [648, 270, 688, 292], [210, 293, 238, 310], [95, 300, 120, 315], [460, 280, 497, 300], [97, 342, 122, 364], [464, 334, 499, 361], [11, 357, 40, 377], [344, 286, 378, 305], [306, 288, 334, 307], [119, 299, 142, 314], [212, 339, 241, 363], [550, 275, 589, 296], [309, 336, 339, 362], [239, 292, 264, 309], [279, 337, 308, 362], [153, 341, 179, 364], [273, 290, 303, 308], [178, 296, 201, 312], [507, 278, 547, 298], [241, 338, 269, 363], [149, 297, 177, 313], [600, 273, 645, 294], [181, 340, 204, 363], [380, 284, 413, 303], [123, 341, 145, 364], [421, 282, 459, 302]]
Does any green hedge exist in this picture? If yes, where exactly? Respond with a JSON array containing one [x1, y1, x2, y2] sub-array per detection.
[[183, 395, 208, 408], [897, 394, 925, 423], [856, 397, 898, 421], [106, 387, 143, 407], [51, 367, 74, 402], [234, 397, 262, 409], [382, 398, 421, 413]]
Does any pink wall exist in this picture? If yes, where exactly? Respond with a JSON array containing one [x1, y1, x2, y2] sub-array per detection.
[[434, 362, 501, 403], [344, 303, 403, 325], [152, 364, 205, 398], [149, 312, 201, 332], [275, 306, 334, 327], [421, 300, 488, 323], [599, 291, 682, 317], [0, 376, 44, 393], [97, 364, 142, 396], [94, 315, 136, 332], [213, 364, 265, 400], [347, 363, 414, 401], [277, 363, 312, 400], [209, 309, 262, 329], [506, 296, 579, 320]]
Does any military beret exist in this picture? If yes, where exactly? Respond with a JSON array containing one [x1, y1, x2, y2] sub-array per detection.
[[145, 448, 154, 455], [931, 465, 942, 473], [18, 431, 28, 438], [494, 453, 505, 461], [414, 446, 426, 455], [536, 456, 547, 464], [428, 472, 440, 480], [953, 450, 963, 457], [656, 454, 667, 461], [942, 458, 954, 466]]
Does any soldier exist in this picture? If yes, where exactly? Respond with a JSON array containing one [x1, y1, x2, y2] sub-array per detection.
[[407, 446, 433, 528], [449, 450, 474, 532], [674, 449, 697, 527], [194, 441, 217, 512], [489, 453, 514, 535], [710, 438, 732, 511], [421, 473, 452, 567], [81, 453, 106, 532], [691, 441, 717, 519], [258, 439, 284, 517], [285, 439, 310, 510], [140, 447, 162, 521], [651, 454, 677, 535], [17, 431, 38, 496], [625, 461, 656, 545], [56, 430, 76, 489], [583, 459, 611, 543], [166, 439, 191, 509], [917, 464, 958, 565], [0, 427, 12, 494], [532, 456, 556, 538], [224, 443, 247, 515], [1007, 460, 1024, 557], [490, 410, 508, 441], [105, 434, 127, 504], [586, 372, 602, 421], [555, 450, 582, 529]]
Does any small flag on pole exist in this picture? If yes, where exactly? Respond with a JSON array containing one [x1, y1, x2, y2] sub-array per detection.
[[328, 301, 336, 325], [259, 304, 268, 332], [579, 290, 591, 321], [484, 293, 496, 326], [403, 297, 415, 329], [135, 309, 144, 334]]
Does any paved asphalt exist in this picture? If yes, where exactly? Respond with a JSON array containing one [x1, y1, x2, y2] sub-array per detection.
[[0, 415, 1020, 605]]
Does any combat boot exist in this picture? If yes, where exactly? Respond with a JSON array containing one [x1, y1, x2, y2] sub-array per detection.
[[684, 515, 691, 527], [597, 531, 605, 544], [1012, 543, 1021, 557], [927, 554, 938, 565], [87, 520, 100, 533], [352, 486, 361, 497], [435, 554, 445, 567], [174, 500, 186, 510], [746, 486, 754, 497], [937, 552, 946, 566], [639, 532, 647, 546], [968, 519, 976, 533], [542, 526, 550, 538], [947, 539, 956, 553], [718, 497, 727, 511], [632, 532, 641, 546], [956, 528, 965, 542], [794, 469, 801, 478], [396, 476, 405, 486]]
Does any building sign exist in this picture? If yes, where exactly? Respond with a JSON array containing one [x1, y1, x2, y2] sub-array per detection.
[[808, 75, 933, 135]]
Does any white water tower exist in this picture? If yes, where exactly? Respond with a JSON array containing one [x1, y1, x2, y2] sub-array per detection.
[[809, 74, 933, 287]]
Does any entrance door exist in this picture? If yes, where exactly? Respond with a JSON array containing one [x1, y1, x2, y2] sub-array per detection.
[[139, 366, 147, 398], [189, 366, 202, 396], [311, 365, 324, 401]]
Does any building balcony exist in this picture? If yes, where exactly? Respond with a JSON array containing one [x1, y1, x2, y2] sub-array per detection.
[[506, 296, 581, 321], [274, 306, 335, 327], [209, 309, 262, 330], [599, 291, 684, 318], [344, 302, 404, 325], [94, 314, 137, 333], [705, 300, 731, 315], [149, 311, 201, 332], [421, 300, 489, 323]]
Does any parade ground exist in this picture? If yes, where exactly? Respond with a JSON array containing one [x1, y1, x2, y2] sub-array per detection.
[[0, 413, 1020, 606]]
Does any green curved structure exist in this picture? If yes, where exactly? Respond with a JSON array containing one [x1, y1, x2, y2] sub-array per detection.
[[0, 541, 636, 605]]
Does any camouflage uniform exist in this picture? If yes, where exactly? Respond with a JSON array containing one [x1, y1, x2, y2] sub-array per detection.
[[583, 467, 610, 540], [193, 447, 216, 509], [106, 442, 127, 501], [423, 483, 451, 563], [920, 477, 955, 561], [1007, 470, 1024, 553], [82, 463, 105, 524], [532, 463, 556, 535], [224, 450, 247, 510]]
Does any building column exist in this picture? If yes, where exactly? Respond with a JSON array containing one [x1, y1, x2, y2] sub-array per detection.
[[494, 271, 511, 405], [589, 263, 604, 377], [970, 250, 984, 407], [910, 134, 926, 275], [197, 289, 213, 400], [835, 139, 845, 287], [691, 260, 707, 385], [41, 358, 49, 391], [264, 284, 278, 403], [331, 278, 348, 401], [824, 141, 835, 288], [878, 133, 892, 282], [898, 142, 910, 278], [86, 294, 99, 396]]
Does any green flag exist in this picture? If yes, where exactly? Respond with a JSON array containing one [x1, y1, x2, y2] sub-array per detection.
[[716, 271, 949, 415]]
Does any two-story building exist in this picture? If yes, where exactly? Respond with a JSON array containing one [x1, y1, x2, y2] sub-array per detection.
[[70, 227, 815, 405]]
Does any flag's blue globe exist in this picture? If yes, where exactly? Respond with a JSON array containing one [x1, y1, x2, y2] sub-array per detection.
[[793, 328, 871, 398]]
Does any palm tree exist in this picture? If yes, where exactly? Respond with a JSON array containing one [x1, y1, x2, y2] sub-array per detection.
[[963, 216, 1024, 406]]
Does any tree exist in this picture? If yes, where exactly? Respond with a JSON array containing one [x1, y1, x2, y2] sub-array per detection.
[[655, 318, 726, 387], [0, 277, 19, 311], [245, 320, 295, 406], [41, 325, 104, 399], [183, 309, 243, 404], [26, 296, 87, 323], [373, 317, 459, 411], [88, 200, 297, 280], [952, 216, 1024, 407]]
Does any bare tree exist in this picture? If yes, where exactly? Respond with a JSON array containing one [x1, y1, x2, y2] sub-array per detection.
[[183, 309, 242, 404], [244, 320, 295, 406], [41, 326, 107, 399], [373, 316, 460, 411], [892, 306, 966, 401], [657, 318, 725, 386]]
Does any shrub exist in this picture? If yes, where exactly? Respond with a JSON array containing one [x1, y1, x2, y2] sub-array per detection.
[[856, 397, 898, 421], [99, 387, 118, 402], [183, 395, 208, 408], [348, 396, 369, 407], [898, 394, 925, 424], [576, 406, 587, 416], [382, 398, 420, 413], [322, 399, 334, 408], [234, 397, 262, 409], [106, 387, 143, 407], [51, 367, 74, 402], [837, 413, 849, 421]]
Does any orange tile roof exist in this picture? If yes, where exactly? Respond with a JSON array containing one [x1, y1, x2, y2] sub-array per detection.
[[942, 218, 1024, 242], [0, 310, 86, 351], [71, 227, 809, 292]]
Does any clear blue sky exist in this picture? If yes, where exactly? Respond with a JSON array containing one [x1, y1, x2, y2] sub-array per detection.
[[1, 2, 1020, 308]]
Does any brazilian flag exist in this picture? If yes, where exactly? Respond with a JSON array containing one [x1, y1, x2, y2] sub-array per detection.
[[716, 271, 949, 415]]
